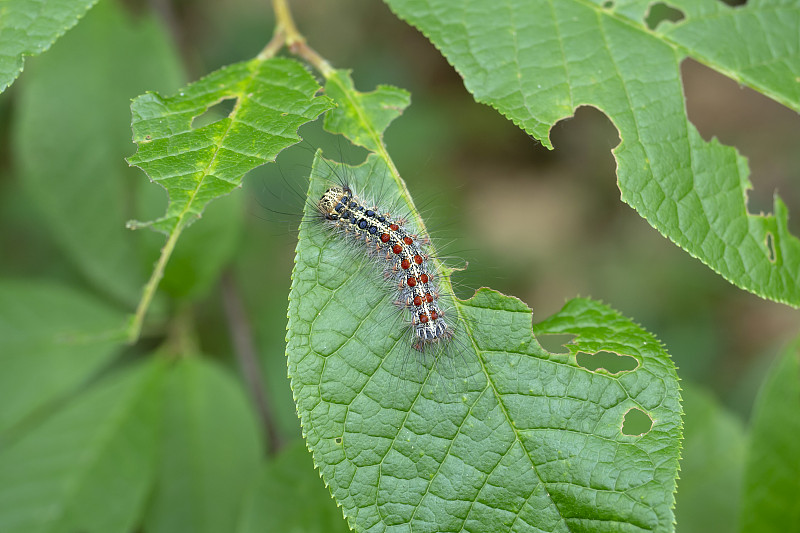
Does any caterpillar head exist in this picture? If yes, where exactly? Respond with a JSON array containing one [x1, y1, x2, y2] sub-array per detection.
[[317, 186, 351, 220]]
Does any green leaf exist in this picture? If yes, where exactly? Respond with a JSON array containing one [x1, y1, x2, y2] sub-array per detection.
[[383, 0, 800, 307], [674, 384, 746, 533], [0, 280, 126, 435], [0, 0, 98, 92], [236, 441, 349, 533], [323, 69, 411, 153], [740, 342, 800, 532], [13, 0, 184, 306], [127, 56, 334, 235], [287, 153, 681, 532], [145, 357, 262, 533], [0, 358, 165, 533]]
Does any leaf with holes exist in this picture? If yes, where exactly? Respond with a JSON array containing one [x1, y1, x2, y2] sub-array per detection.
[[127, 56, 334, 234], [287, 153, 681, 532], [0, 0, 99, 93], [383, 0, 800, 307]]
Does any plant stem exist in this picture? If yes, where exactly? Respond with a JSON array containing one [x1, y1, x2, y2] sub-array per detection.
[[270, 0, 334, 76], [271, 0, 303, 45], [126, 221, 185, 343], [221, 271, 284, 454], [257, 26, 285, 61]]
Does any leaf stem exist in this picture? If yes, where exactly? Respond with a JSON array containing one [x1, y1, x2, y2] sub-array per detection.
[[271, 0, 303, 45], [126, 221, 185, 343], [258, 27, 286, 61], [270, 0, 334, 76]]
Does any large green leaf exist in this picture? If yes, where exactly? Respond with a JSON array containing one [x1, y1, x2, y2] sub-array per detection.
[[287, 153, 681, 532], [740, 342, 800, 532], [127, 56, 334, 235], [14, 0, 184, 306], [0, 359, 165, 533], [674, 384, 746, 533], [0, 280, 126, 435], [144, 357, 262, 533], [236, 441, 349, 533], [0, 0, 98, 92], [383, 0, 800, 307]]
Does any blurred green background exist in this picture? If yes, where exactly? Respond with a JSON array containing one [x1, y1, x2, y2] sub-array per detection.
[[1, 0, 798, 531]]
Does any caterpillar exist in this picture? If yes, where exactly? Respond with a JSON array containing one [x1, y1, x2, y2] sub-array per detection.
[[286, 150, 475, 393], [316, 184, 453, 352]]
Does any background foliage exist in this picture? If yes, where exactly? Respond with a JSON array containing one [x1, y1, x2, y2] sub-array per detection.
[[0, 0, 798, 532]]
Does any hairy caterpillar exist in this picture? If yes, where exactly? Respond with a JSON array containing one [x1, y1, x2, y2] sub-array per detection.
[[291, 150, 473, 391], [316, 184, 453, 352]]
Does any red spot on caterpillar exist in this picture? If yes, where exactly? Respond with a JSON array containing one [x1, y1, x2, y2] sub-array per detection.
[[404, 237, 413, 245], [414, 255, 423, 265], [392, 244, 402, 254], [419, 273, 429, 283], [390, 224, 399, 231], [407, 277, 417, 287], [413, 295, 422, 306], [419, 313, 429, 323], [380, 233, 390, 243], [425, 293, 434, 303], [401, 259, 410, 270], [430, 310, 438, 320]]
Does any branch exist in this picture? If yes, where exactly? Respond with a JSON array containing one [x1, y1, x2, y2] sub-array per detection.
[[221, 271, 284, 454]]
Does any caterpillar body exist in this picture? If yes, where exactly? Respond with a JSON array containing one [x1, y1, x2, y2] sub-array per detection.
[[316, 184, 453, 352]]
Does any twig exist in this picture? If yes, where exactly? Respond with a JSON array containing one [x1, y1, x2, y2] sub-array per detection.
[[270, 0, 335, 77], [220, 271, 284, 455]]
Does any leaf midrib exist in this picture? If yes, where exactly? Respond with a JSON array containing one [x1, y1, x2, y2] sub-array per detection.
[[165, 73, 250, 234]]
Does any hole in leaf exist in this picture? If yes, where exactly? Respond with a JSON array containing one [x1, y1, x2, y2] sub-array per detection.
[[576, 350, 638, 374], [191, 97, 237, 129], [766, 232, 776, 262], [335, 437, 342, 444], [717, 0, 747, 6], [602, 0, 614, 8], [622, 407, 653, 436], [644, 2, 685, 30], [682, 59, 800, 234], [536, 333, 575, 354]]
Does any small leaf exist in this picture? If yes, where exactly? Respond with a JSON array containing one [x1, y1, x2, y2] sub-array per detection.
[[236, 441, 349, 533], [323, 69, 411, 152], [0, 280, 126, 435], [0, 0, 98, 92], [674, 384, 746, 533], [287, 154, 681, 532], [383, 0, 800, 307], [145, 357, 262, 533], [740, 342, 800, 532], [127, 56, 334, 234], [0, 359, 165, 533], [14, 0, 184, 306]]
